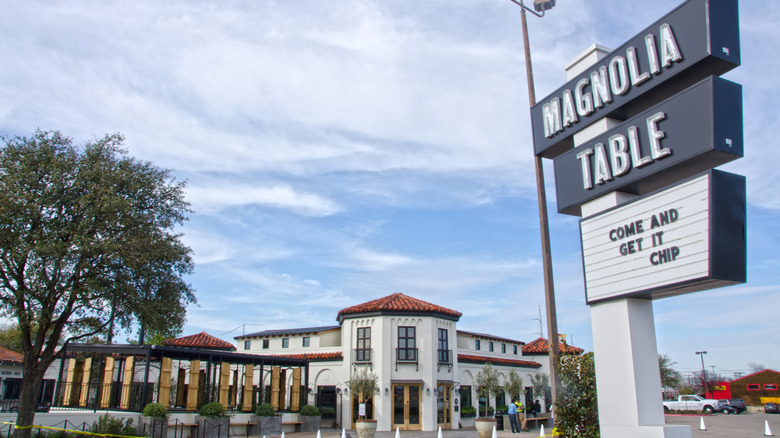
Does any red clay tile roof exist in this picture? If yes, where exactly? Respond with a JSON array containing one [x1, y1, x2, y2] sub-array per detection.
[[164, 332, 237, 351], [521, 337, 584, 355], [337, 293, 462, 322], [458, 330, 525, 345], [0, 346, 22, 364], [458, 354, 541, 369], [269, 352, 343, 362]]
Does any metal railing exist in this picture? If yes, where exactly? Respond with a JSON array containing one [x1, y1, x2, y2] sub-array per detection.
[[353, 348, 372, 364], [438, 349, 452, 364]]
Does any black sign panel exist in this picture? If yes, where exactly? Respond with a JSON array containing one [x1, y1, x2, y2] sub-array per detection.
[[553, 76, 742, 216], [531, 0, 740, 159]]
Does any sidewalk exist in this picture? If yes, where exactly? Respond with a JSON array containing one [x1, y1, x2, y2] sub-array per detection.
[[268, 428, 544, 438]]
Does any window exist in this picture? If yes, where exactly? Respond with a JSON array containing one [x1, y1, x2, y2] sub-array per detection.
[[475, 340, 481, 350], [489, 342, 494, 352], [397, 326, 417, 361], [303, 336, 310, 347], [747, 384, 760, 391], [244, 340, 251, 350], [356, 327, 371, 362], [460, 386, 472, 411], [501, 343, 506, 354], [438, 328, 450, 363], [282, 338, 289, 348], [513, 345, 518, 355], [766, 384, 778, 391], [262, 339, 269, 349]]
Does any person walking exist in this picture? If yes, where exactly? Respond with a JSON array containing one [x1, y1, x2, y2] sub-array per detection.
[[507, 398, 520, 433]]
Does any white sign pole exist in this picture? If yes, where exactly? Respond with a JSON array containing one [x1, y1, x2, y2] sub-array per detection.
[[566, 46, 692, 438]]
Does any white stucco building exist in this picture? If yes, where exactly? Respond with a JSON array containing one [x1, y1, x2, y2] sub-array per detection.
[[235, 293, 577, 432]]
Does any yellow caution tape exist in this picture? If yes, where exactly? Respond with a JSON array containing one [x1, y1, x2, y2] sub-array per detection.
[[0, 421, 148, 438]]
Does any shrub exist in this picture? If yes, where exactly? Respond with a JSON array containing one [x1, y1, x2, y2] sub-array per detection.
[[143, 403, 167, 418], [299, 405, 321, 416], [320, 406, 336, 417], [92, 413, 137, 437], [554, 352, 599, 438], [199, 402, 226, 418], [460, 405, 476, 417], [255, 403, 278, 417]]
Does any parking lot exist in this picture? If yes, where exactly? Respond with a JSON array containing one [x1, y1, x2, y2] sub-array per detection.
[[665, 412, 780, 437]]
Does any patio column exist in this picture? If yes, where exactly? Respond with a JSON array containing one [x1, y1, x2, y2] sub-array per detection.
[[120, 356, 135, 409], [271, 366, 281, 410], [159, 357, 173, 407], [79, 357, 92, 407], [62, 358, 77, 406], [219, 362, 230, 409], [241, 365, 254, 412], [186, 360, 201, 411], [100, 357, 115, 408], [291, 368, 301, 411]]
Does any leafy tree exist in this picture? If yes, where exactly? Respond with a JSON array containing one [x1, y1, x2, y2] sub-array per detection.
[[475, 363, 501, 418], [502, 369, 524, 403], [0, 323, 29, 353], [658, 354, 682, 388], [554, 352, 599, 438], [748, 362, 766, 373], [529, 372, 549, 402], [0, 130, 195, 437]]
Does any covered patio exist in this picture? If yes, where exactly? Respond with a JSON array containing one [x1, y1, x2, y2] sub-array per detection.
[[53, 343, 309, 413]]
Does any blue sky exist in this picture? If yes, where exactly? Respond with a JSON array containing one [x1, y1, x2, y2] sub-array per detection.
[[1, 0, 778, 378]]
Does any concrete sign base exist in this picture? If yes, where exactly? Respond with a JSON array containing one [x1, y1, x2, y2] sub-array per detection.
[[591, 298, 691, 438]]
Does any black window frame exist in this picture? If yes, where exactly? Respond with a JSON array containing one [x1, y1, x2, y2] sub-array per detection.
[[303, 336, 310, 347], [262, 339, 269, 349], [282, 338, 289, 348], [475, 340, 481, 350], [438, 328, 451, 364], [356, 327, 372, 362], [397, 326, 417, 362]]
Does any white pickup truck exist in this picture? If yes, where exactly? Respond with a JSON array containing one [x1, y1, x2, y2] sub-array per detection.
[[663, 395, 719, 413]]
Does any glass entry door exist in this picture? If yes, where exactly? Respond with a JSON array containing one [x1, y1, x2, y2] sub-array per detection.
[[392, 384, 421, 430], [437, 383, 452, 429]]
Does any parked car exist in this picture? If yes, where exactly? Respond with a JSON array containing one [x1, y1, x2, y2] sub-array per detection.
[[713, 401, 737, 414], [766, 402, 780, 414], [717, 399, 747, 414], [663, 395, 719, 413]]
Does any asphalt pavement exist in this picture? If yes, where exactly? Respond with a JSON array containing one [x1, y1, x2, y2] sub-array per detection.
[[284, 413, 780, 438]]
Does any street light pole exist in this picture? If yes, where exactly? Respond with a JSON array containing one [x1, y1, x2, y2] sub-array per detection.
[[696, 351, 708, 396], [508, 0, 560, 407]]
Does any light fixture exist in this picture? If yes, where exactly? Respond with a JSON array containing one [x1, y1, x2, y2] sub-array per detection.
[[385, 388, 389, 396], [426, 388, 431, 396], [533, 0, 555, 12]]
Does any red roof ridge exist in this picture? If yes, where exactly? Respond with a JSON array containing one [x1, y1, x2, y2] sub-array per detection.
[[164, 332, 236, 351], [268, 352, 343, 361], [337, 293, 462, 322], [521, 337, 583, 355], [457, 353, 541, 369], [0, 345, 23, 364]]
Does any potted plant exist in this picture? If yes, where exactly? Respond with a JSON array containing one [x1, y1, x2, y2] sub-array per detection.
[[348, 368, 379, 438], [475, 363, 500, 438], [299, 405, 322, 432], [253, 403, 282, 436], [198, 402, 230, 438], [141, 403, 168, 438], [460, 405, 476, 428]]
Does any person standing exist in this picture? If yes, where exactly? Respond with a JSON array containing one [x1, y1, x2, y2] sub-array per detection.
[[515, 399, 529, 431], [507, 398, 520, 433]]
